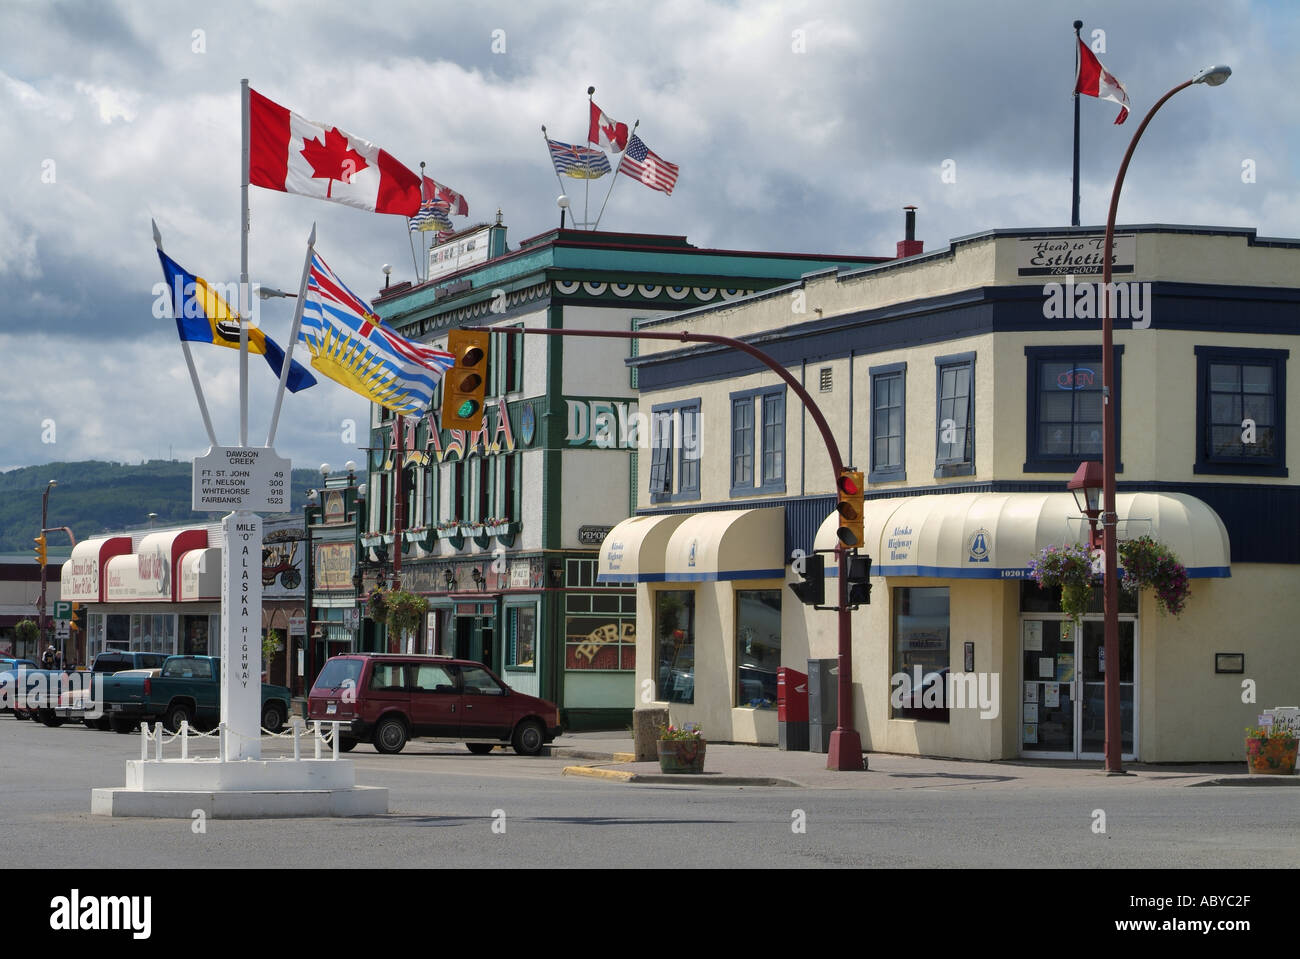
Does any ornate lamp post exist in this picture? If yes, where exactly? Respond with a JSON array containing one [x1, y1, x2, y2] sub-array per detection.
[[1099, 64, 1231, 774], [1068, 461, 1104, 550]]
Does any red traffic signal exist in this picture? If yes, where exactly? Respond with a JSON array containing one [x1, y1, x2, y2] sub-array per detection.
[[835, 469, 865, 548]]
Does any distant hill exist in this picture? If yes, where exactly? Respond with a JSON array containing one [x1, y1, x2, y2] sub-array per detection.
[[0, 460, 322, 553]]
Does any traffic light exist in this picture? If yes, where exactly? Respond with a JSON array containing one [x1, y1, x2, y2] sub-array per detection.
[[846, 554, 873, 606], [70, 602, 82, 632], [835, 469, 865, 548], [33, 534, 47, 566], [440, 329, 490, 431], [788, 553, 825, 607]]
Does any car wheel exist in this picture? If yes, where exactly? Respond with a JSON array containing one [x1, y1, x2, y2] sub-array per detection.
[[82, 718, 96, 729], [40, 712, 65, 728], [261, 702, 285, 733], [338, 736, 357, 752], [164, 702, 194, 733], [466, 743, 495, 755], [511, 719, 545, 756], [373, 716, 407, 754], [110, 716, 136, 734], [94, 716, 112, 731]]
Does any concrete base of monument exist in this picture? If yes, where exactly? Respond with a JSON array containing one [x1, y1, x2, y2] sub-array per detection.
[[90, 758, 389, 819]]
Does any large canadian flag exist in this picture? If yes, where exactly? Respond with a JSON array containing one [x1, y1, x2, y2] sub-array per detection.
[[248, 88, 421, 216], [1074, 39, 1130, 124]]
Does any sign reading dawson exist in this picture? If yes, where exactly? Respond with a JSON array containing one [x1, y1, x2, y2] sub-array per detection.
[[1017, 234, 1135, 277]]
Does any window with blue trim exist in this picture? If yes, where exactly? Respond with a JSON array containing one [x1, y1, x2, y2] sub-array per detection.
[[649, 399, 701, 503], [1194, 346, 1288, 477], [935, 353, 975, 477], [731, 386, 785, 495], [869, 362, 906, 483], [1024, 346, 1122, 473]]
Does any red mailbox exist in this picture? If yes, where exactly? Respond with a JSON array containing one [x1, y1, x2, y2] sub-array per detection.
[[777, 667, 809, 750]]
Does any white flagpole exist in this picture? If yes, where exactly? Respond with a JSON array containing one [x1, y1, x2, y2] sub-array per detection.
[[239, 78, 251, 447], [541, 125, 569, 214], [594, 119, 638, 232], [153, 220, 219, 449], [584, 89, 593, 229], [265, 223, 316, 448]]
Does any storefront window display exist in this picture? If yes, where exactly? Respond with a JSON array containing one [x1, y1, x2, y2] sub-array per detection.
[[507, 605, 537, 669], [654, 590, 695, 703], [565, 592, 636, 671], [891, 587, 950, 722], [736, 590, 781, 708]]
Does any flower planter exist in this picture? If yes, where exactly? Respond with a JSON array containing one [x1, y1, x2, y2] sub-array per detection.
[[1245, 735, 1298, 775], [657, 738, 706, 773]]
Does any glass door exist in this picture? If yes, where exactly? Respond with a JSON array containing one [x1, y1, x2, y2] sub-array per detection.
[[1020, 619, 1076, 757], [1021, 616, 1137, 759], [1079, 620, 1135, 759]]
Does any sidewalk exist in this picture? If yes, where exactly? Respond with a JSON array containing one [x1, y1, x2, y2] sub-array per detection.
[[551, 732, 1298, 789]]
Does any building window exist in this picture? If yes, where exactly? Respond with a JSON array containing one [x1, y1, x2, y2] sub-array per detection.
[[935, 353, 974, 477], [869, 361, 906, 483], [506, 605, 536, 670], [819, 367, 833, 392], [730, 386, 785, 495], [1194, 346, 1288, 477], [1024, 346, 1122, 473], [566, 591, 636, 671], [493, 323, 522, 395], [649, 400, 701, 504], [891, 586, 949, 722], [654, 590, 695, 703], [736, 590, 781, 709]]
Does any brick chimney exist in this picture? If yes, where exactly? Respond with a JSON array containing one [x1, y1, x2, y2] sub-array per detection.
[[896, 205, 923, 258]]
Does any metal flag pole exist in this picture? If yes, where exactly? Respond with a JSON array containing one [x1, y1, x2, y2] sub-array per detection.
[[152, 219, 219, 449], [239, 78, 251, 447], [584, 88, 594, 230], [594, 119, 638, 231], [408, 162, 426, 282], [1072, 20, 1083, 226], [265, 223, 316, 448]]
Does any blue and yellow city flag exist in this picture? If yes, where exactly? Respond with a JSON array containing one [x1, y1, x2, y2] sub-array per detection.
[[156, 248, 316, 393]]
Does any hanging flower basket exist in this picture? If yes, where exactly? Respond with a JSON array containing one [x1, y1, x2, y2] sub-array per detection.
[[367, 589, 388, 622], [1117, 536, 1191, 616], [385, 590, 430, 645], [1027, 542, 1100, 636]]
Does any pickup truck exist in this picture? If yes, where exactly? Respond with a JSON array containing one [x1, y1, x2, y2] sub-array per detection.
[[101, 655, 292, 735]]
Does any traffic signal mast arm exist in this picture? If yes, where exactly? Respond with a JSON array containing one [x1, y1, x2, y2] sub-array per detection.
[[463, 324, 867, 770]]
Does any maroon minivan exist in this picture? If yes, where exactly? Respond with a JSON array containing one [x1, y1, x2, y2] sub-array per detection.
[[307, 654, 562, 755]]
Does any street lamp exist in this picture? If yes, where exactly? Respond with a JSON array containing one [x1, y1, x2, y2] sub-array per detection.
[[1068, 461, 1104, 549], [1099, 63, 1230, 774], [39, 480, 56, 654]]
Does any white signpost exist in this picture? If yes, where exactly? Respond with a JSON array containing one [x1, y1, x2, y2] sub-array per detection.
[[193, 446, 292, 513], [220, 511, 263, 760]]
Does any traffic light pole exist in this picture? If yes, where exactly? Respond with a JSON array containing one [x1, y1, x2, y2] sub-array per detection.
[[466, 324, 867, 770]]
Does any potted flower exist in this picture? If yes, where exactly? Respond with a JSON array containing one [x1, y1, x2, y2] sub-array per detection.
[[656, 721, 706, 773], [1027, 542, 1099, 638], [367, 588, 388, 622], [1244, 719, 1299, 775], [1117, 536, 1190, 616]]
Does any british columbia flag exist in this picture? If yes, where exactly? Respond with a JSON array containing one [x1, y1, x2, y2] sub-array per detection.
[[300, 251, 455, 414]]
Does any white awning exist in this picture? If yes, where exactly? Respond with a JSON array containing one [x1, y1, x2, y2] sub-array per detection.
[[814, 491, 1230, 579], [178, 548, 221, 602], [597, 513, 690, 583], [60, 535, 133, 602], [663, 508, 784, 582]]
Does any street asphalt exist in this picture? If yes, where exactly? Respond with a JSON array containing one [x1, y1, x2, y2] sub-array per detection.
[[2, 719, 1296, 869]]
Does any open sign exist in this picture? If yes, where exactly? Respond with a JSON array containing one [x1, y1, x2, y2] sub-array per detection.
[[1056, 367, 1096, 390]]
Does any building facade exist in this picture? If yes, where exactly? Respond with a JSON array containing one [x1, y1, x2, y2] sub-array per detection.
[[608, 224, 1300, 762], [363, 219, 882, 729]]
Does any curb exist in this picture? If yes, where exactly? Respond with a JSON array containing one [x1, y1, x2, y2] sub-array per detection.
[[552, 749, 636, 763], [561, 765, 801, 787], [561, 765, 637, 782], [1187, 775, 1300, 787]]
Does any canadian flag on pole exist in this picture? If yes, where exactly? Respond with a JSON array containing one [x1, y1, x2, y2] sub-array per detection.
[[1074, 38, 1130, 124], [588, 100, 629, 152], [248, 88, 422, 216]]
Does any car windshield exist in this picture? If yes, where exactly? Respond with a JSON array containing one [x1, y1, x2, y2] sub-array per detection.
[[314, 659, 363, 691]]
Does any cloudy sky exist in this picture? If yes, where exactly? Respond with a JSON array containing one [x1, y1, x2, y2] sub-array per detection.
[[1, 0, 1295, 476]]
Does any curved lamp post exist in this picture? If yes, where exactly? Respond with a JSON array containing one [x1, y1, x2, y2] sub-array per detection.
[[1099, 64, 1231, 774]]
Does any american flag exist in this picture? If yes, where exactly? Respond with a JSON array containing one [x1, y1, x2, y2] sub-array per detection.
[[299, 251, 455, 415], [617, 134, 679, 195], [547, 139, 611, 179]]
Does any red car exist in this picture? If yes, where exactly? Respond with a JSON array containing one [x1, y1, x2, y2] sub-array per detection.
[[307, 654, 562, 756]]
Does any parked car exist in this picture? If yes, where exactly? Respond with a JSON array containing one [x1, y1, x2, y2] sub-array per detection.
[[91, 650, 169, 674], [100, 655, 292, 734], [58, 668, 162, 729], [306, 654, 562, 756], [0, 658, 38, 719]]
